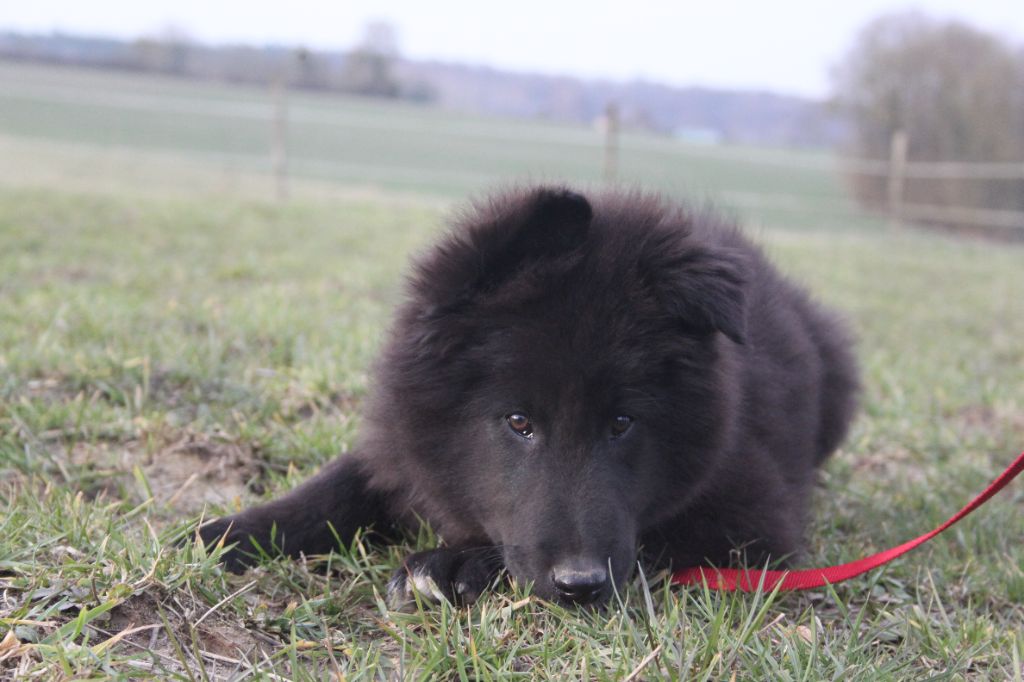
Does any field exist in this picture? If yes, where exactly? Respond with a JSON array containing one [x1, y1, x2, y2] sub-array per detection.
[[1, 62, 1023, 679]]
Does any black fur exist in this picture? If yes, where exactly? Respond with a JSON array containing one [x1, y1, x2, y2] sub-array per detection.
[[198, 186, 859, 607]]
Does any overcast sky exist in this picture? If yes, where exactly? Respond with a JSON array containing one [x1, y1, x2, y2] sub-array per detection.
[[3, 0, 1023, 97]]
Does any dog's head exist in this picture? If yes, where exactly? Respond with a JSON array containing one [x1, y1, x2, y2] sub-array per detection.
[[371, 186, 749, 604]]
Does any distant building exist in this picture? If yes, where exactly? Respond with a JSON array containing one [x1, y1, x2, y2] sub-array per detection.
[[672, 127, 723, 145]]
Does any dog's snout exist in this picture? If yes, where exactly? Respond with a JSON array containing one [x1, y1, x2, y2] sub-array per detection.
[[551, 562, 609, 605]]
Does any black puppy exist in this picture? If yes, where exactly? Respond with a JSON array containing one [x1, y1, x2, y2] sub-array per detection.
[[198, 186, 859, 607]]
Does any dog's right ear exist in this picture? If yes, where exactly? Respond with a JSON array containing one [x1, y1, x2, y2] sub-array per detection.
[[413, 186, 593, 312], [646, 243, 749, 345]]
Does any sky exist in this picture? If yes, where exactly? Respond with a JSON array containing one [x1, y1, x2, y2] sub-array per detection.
[[3, 1, 1023, 98]]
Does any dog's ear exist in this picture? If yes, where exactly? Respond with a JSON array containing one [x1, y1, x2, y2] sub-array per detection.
[[520, 187, 593, 249], [653, 245, 749, 344], [472, 187, 592, 291], [414, 187, 593, 311]]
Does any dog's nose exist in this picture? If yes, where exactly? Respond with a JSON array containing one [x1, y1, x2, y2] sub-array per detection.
[[551, 562, 609, 605]]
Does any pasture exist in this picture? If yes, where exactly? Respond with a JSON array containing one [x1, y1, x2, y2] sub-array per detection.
[[1, 62, 1022, 679]]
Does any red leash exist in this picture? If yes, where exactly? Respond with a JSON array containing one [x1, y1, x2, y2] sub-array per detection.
[[671, 450, 1024, 592]]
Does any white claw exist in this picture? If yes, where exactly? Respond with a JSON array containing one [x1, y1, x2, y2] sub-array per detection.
[[386, 568, 451, 611], [411, 571, 449, 604]]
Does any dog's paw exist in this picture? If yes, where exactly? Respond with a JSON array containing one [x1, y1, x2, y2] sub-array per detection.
[[196, 516, 270, 573], [386, 547, 503, 610]]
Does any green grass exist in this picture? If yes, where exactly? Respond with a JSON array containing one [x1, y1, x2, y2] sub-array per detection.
[[0, 61, 874, 232], [2, 189, 1022, 681], [1, 61, 1023, 679]]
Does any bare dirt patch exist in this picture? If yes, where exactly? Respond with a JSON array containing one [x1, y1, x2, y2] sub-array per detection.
[[849, 445, 928, 484], [99, 592, 273, 676], [953, 404, 1024, 442], [69, 430, 266, 516], [144, 432, 265, 514], [290, 389, 361, 421]]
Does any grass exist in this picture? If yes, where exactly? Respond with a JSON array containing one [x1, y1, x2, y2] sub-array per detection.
[[0, 61, 875, 232], [1, 60, 1023, 679], [2, 187, 1022, 680]]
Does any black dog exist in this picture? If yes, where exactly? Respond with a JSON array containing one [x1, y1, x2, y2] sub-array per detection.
[[198, 186, 859, 607]]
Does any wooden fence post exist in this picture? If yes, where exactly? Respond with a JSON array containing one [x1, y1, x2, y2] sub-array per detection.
[[887, 129, 908, 225], [603, 102, 619, 184], [271, 76, 289, 202]]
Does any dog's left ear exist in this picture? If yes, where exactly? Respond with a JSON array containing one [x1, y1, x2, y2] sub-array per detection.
[[472, 187, 592, 291], [657, 245, 749, 344], [413, 186, 593, 314]]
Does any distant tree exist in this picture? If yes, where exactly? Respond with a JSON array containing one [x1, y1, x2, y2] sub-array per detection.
[[293, 47, 328, 90], [338, 21, 401, 98], [132, 24, 194, 75], [832, 12, 1024, 214], [360, 21, 399, 58]]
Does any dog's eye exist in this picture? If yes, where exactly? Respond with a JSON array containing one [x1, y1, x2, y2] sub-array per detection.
[[506, 413, 534, 438], [610, 415, 633, 438]]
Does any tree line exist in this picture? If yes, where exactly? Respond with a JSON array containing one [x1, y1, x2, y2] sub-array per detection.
[[0, 27, 837, 147], [832, 12, 1024, 219]]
